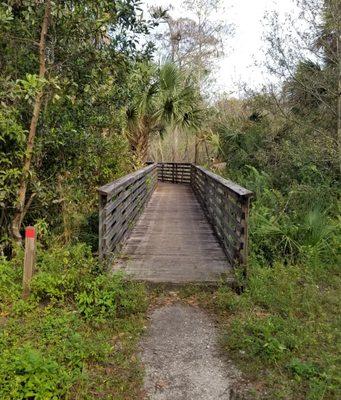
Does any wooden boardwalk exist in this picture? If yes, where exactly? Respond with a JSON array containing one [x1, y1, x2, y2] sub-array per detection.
[[99, 162, 252, 284], [115, 182, 233, 284]]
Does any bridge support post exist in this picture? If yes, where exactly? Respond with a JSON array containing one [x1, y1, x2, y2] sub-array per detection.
[[239, 196, 251, 277], [98, 193, 108, 261]]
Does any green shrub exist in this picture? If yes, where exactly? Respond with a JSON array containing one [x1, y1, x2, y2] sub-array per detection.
[[246, 262, 322, 318], [214, 285, 247, 312], [0, 346, 73, 400], [229, 166, 340, 267], [288, 358, 319, 380], [30, 243, 98, 302], [11, 299, 38, 317], [286, 358, 339, 400], [216, 257, 340, 399], [0, 256, 22, 311], [36, 242, 96, 274], [76, 272, 147, 321], [227, 315, 299, 362], [36, 308, 111, 368]]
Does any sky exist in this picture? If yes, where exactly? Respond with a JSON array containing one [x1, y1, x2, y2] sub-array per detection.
[[143, 0, 300, 96]]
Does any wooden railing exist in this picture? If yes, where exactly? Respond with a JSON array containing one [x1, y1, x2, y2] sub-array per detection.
[[98, 162, 253, 273], [191, 165, 253, 273], [98, 163, 158, 260], [157, 162, 191, 184]]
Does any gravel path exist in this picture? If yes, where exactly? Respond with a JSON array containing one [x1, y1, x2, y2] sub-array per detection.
[[140, 303, 240, 400]]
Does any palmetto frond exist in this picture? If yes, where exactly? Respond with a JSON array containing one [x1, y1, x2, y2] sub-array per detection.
[[159, 62, 181, 92], [124, 61, 202, 161], [155, 62, 202, 128]]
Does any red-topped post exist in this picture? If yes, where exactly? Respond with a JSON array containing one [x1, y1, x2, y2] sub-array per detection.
[[23, 226, 36, 298]]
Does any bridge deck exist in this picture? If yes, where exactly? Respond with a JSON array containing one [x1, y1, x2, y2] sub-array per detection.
[[114, 182, 233, 284]]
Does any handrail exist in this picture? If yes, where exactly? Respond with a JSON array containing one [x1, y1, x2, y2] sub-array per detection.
[[191, 165, 253, 274], [98, 162, 253, 274], [98, 164, 157, 196], [193, 165, 253, 197], [157, 162, 191, 184], [98, 163, 158, 261]]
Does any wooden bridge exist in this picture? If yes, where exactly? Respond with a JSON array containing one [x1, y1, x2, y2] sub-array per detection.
[[98, 163, 253, 284]]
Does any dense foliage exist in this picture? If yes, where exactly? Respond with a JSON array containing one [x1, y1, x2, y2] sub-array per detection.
[[0, 0, 159, 248], [0, 2, 154, 399], [201, 1, 340, 398], [0, 0, 340, 399], [0, 244, 147, 399]]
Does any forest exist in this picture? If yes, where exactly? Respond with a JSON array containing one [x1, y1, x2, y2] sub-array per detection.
[[0, 0, 340, 399]]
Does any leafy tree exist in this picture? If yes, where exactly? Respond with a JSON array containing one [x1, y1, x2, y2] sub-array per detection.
[[10, 0, 52, 243], [152, 0, 233, 83], [0, 0, 159, 246], [263, 0, 340, 166]]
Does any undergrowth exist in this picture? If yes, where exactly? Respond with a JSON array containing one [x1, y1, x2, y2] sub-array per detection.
[[180, 166, 341, 400], [214, 258, 340, 398], [175, 164, 341, 399], [0, 243, 148, 400]]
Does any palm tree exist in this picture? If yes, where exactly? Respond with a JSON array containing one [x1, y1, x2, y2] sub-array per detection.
[[155, 63, 202, 162], [124, 62, 202, 163], [124, 63, 159, 163]]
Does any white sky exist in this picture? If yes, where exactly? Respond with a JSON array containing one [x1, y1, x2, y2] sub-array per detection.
[[144, 0, 300, 96]]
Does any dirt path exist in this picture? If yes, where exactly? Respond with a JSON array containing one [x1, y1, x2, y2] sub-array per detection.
[[140, 303, 241, 400]]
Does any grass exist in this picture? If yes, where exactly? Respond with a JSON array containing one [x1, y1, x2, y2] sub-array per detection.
[[0, 243, 148, 400], [1, 307, 147, 400], [177, 262, 341, 399], [1, 237, 339, 399]]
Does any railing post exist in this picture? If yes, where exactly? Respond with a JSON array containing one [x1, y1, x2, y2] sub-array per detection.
[[239, 196, 251, 277], [99, 193, 108, 261], [190, 164, 195, 187]]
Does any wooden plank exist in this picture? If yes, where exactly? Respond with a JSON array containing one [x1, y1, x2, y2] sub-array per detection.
[[239, 196, 250, 275], [108, 186, 153, 252], [157, 162, 192, 184], [100, 162, 252, 274], [116, 182, 233, 283], [99, 193, 108, 260], [190, 164, 253, 272], [104, 185, 148, 244]]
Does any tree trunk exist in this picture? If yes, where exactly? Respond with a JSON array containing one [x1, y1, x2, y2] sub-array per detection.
[[172, 127, 178, 162], [203, 137, 210, 162], [136, 135, 149, 163], [131, 124, 149, 164], [184, 131, 189, 162], [11, 0, 51, 242], [194, 133, 199, 164], [158, 137, 164, 162]]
